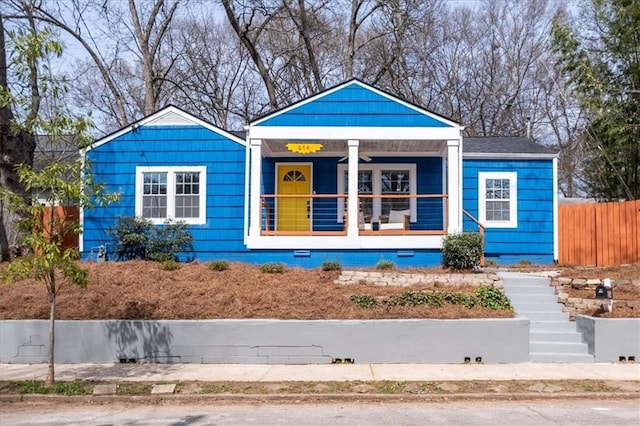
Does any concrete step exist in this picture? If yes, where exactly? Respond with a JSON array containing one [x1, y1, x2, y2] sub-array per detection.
[[504, 286, 556, 296], [530, 331, 585, 343], [530, 352, 594, 363], [519, 311, 570, 321], [512, 302, 565, 312], [530, 321, 578, 332], [498, 272, 552, 281], [530, 341, 590, 354], [507, 294, 559, 304]]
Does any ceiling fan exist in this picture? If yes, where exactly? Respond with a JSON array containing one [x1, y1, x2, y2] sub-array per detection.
[[338, 153, 372, 162]]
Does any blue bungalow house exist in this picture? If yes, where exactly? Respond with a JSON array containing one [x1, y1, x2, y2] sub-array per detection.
[[81, 80, 559, 267]]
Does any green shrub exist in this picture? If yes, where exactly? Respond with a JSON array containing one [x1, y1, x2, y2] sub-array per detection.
[[442, 232, 483, 271], [208, 260, 230, 271], [351, 288, 509, 311], [110, 216, 193, 262], [349, 294, 378, 309], [321, 260, 342, 271], [147, 220, 194, 262], [376, 259, 396, 270], [161, 259, 180, 271], [386, 291, 443, 307], [109, 216, 152, 260], [475, 287, 513, 311], [261, 262, 284, 273]]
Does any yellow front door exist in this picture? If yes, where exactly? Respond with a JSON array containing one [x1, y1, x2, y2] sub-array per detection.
[[277, 165, 311, 231]]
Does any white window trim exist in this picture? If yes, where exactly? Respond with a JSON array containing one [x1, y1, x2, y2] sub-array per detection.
[[135, 166, 207, 225], [478, 171, 517, 228], [337, 163, 417, 222]]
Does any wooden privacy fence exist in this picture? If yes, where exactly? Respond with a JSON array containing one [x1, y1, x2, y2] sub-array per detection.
[[41, 205, 80, 250], [559, 200, 640, 267]]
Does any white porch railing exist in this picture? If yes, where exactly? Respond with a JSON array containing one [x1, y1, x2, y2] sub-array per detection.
[[260, 194, 448, 236]]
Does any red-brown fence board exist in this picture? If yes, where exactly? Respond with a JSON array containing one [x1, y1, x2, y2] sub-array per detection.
[[41, 206, 79, 250], [559, 200, 640, 267]]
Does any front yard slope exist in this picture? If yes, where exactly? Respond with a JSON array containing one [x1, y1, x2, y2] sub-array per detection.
[[0, 261, 513, 320]]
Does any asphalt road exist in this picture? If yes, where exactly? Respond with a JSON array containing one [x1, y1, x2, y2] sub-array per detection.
[[2, 400, 639, 425]]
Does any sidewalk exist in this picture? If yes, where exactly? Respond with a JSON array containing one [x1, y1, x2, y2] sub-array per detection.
[[2, 362, 639, 382]]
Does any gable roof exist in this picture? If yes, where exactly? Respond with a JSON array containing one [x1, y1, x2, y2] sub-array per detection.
[[464, 137, 559, 158], [87, 105, 246, 152], [250, 79, 461, 128]]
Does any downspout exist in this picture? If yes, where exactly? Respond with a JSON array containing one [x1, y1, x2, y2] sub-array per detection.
[[553, 157, 559, 263], [458, 131, 464, 232], [78, 146, 86, 254], [243, 126, 250, 245]]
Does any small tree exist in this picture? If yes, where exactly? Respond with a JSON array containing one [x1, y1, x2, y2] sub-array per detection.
[[0, 24, 119, 386], [0, 160, 119, 386]]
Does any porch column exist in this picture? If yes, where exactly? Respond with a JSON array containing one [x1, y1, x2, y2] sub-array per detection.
[[347, 139, 360, 237], [447, 138, 462, 233], [249, 139, 263, 238]]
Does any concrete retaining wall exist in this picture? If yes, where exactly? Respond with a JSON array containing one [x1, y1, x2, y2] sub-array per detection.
[[0, 318, 529, 364], [576, 315, 640, 362]]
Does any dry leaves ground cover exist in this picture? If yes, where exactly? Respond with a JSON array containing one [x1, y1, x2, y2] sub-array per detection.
[[0, 261, 512, 320], [1, 261, 639, 320]]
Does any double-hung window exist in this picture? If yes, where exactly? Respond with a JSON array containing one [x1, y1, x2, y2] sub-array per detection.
[[478, 172, 517, 228], [136, 166, 207, 225], [338, 164, 416, 221]]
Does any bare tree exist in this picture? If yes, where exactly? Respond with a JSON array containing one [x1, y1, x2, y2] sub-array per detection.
[[220, 0, 282, 110], [14, 0, 181, 128], [344, 0, 382, 79], [167, 16, 259, 128]]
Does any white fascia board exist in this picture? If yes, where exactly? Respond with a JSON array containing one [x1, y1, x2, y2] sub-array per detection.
[[250, 80, 461, 128], [87, 106, 245, 152], [245, 235, 443, 250], [248, 126, 460, 141], [463, 152, 559, 160]]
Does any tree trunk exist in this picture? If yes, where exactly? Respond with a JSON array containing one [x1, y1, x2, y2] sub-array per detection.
[[220, 0, 279, 110], [0, 12, 36, 260], [46, 277, 56, 386]]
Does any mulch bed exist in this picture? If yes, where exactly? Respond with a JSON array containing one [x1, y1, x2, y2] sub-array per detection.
[[0, 261, 513, 320]]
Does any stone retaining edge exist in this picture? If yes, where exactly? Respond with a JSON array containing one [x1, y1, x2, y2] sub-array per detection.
[[334, 271, 503, 288]]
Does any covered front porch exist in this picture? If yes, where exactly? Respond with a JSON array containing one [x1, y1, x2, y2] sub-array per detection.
[[243, 80, 463, 250]]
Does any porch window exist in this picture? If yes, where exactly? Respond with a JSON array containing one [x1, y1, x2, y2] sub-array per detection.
[[345, 170, 373, 217], [338, 164, 416, 221], [136, 166, 207, 225], [478, 172, 517, 228], [381, 169, 410, 213]]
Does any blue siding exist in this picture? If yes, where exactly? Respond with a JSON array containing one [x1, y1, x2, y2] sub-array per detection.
[[83, 125, 247, 258], [177, 249, 443, 268], [462, 159, 555, 264], [257, 83, 452, 128]]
